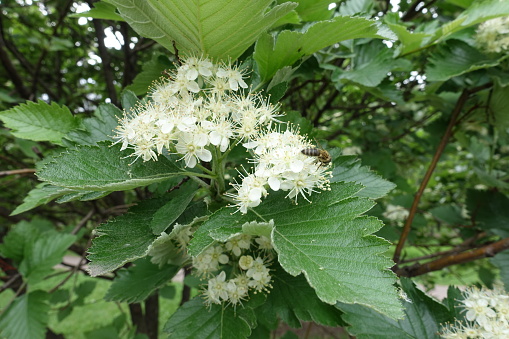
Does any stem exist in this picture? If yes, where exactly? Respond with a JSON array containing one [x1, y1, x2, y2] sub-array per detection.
[[212, 147, 226, 195]]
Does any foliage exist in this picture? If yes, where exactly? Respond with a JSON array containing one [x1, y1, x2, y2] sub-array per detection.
[[2, 0, 509, 338]]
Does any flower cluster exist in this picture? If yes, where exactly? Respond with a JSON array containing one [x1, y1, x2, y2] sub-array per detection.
[[476, 16, 509, 53], [382, 204, 409, 222], [115, 55, 332, 213], [440, 286, 509, 338], [114, 56, 280, 166], [193, 221, 275, 307], [228, 129, 332, 213]]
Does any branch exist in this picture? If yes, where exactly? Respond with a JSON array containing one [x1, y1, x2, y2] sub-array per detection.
[[393, 83, 493, 265], [395, 237, 509, 277]]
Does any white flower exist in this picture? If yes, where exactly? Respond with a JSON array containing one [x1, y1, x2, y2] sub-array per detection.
[[216, 64, 248, 91], [175, 133, 212, 168], [255, 236, 273, 250], [226, 280, 248, 305], [205, 271, 228, 304], [182, 56, 214, 80]]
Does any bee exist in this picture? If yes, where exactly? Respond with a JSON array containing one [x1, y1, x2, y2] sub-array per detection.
[[301, 147, 331, 167]]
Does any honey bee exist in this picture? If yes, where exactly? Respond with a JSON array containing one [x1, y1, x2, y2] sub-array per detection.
[[301, 147, 331, 167]]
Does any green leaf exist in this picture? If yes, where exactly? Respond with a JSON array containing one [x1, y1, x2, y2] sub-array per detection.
[[426, 40, 504, 82], [64, 103, 122, 146], [286, 0, 334, 22], [331, 155, 396, 199], [37, 143, 183, 191], [105, 258, 179, 303], [491, 250, 509, 290], [190, 181, 403, 319], [72, 1, 125, 21], [254, 16, 396, 82], [0, 291, 50, 339], [19, 230, 76, 284], [257, 265, 345, 328], [332, 41, 411, 88], [87, 199, 165, 276], [338, 0, 374, 16], [0, 220, 41, 263], [163, 296, 253, 339], [105, 0, 297, 61], [338, 278, 451, 339], [429, 204, 465, 225], [0, 100, 78, 144], [489, 80, 509, 132], [151, 181, 197, 234], [11, 184, 70, 215], [126, 54, 173, 95], [466, 189, 509, 237]]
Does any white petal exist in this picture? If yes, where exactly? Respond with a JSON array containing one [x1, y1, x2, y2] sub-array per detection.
[[185, 155, 197, 168], [290, 160, 304, 173], [268, 177, 280, 191], [196, 148, 212, 162], [248, 188, 262, 201], [195, 133, 209, 147], [209, 131, 222, 145], [186, 68, 199, 80], [161, 121, 174, 134], [187, 81, 200, 93], [229, 79, 239, 91]]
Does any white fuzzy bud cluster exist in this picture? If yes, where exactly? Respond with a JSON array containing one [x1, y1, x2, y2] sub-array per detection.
[[114, 56, 280, 166], [228, 129, 332, 213], [476, 16, 509, 53], [440, 286, 509, 338], [148, 223, 194, 267], [193, 224, 274, 307]]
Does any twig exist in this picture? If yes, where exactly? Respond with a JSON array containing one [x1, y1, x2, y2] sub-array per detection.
[[396, 237, 509, 277], [0, 169, 36, 176], [393, 83, 493, 266]]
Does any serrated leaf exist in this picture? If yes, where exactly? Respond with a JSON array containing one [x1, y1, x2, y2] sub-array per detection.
[[64, 103, 122, 146], [105, 258, 179, 303], [0, 291, 50, 339], [337, 278, 451, 339], [163, 296, 253, 339], [126, 54, 173, 95], [0, 220, 40, 263], [151, 181, 197, 234], [331, 155, 396, 199], [105, 0, 297, 61], [72, 1, 125, 21], [87, 199, 164, 276], [0, 100, 78, 144], [11, 183, 71, 215], [19, 231, 76, 284], [37, 143, 184, 191], [257, 265, 345, 328], [190, 181, 403, 319], [254, 16, 396, 82], [332, 41, 411, 87], [426, 40, 504, 82]]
